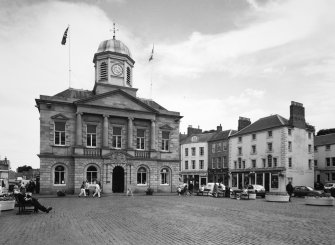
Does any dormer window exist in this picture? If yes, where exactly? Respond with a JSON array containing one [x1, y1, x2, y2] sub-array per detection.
[[100, 62, 107, 80]]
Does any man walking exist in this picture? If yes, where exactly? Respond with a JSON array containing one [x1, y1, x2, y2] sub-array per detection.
[[286, 181, 294, 202]]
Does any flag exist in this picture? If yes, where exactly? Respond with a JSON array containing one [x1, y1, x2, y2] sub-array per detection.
[[149, 43, 154, 62], [61, 27, 69, 45]]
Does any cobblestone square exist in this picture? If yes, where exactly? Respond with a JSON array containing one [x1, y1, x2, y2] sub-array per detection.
[[1, 195, 334, 245]]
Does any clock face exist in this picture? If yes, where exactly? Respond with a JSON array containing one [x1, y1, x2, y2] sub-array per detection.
[[112, 64, 123, 76]]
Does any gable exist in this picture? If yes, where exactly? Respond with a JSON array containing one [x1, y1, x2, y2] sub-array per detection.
[[76, 91, 156, 113], [51, 113, 69, 120]]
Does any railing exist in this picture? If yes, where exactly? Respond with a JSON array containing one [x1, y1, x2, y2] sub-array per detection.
[[135, 150, 151, 159], [84, 148, 102, 156]]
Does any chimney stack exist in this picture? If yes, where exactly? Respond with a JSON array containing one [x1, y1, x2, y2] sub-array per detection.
[[238, 117, 251, 131], [289, 101, 306, 129], [217, 124, 222, 132], [187, 125, 202, 136]]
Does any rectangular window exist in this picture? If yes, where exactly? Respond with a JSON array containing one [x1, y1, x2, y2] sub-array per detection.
[[192, 160, 196, 169], [212, 158, 217, 169], [234, 161, 237, 169], [136, 129, 145, 150], [223, 156, 227, 168], [314, 160, 317, 167], [288, 157, 292, 168], [326, 145, 331, 151], [232, 174, 237, 187], [112, 127, 122, 149], [54, 122, 66, 146], [314, 146, 318, 152], [271, 174, 279, 188], [308, 159, 312, 170], [308, 144, 312, 153], [217, 143, 222, 152], [238, 158, 242, 169], [238, 136, 242, 143], [268, 143, 273, 152], [288, 141, 292, 152], [161, 131, 170, 151], [238, 147, 242, 155], [217, 157, 222, 168], [288, 128, 292, 135], [242, 161, 245, 169], [252, 134, 256, 140], [308, 132, 312, 139], [199, 160, 204, 169], [332, 173, 335, 181], [262, 159, 266, 168], [252, 160, 256, 168], [252, 145, 256, 154], [185, 148, 188, 156], [185, 161, 188, 170], [200, 147, 204, 156], [326, 173, 330, 181], [268, 131, 273, 137], [332, 158, 335, 167], [273, 158, 277, 167], [212, 144, 215, 153], [191, 147, 196, 156], [86, 124, 97, 147], [326, 158, 330, 167]]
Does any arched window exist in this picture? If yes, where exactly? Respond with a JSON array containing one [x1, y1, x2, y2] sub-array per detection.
[[268, 155, 272, 168], [161, 168, 169, 185], [137, 167, 147, 185], [126, 67, 131, 86], [100, 62, 107, 80], [54, 165, 65, 185], [86, 166, 98, 184]]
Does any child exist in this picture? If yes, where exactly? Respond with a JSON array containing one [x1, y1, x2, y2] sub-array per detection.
[[127, 187, 133, 197]]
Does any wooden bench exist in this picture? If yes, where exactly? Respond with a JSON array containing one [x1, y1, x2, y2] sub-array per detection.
[[14, 194, 36, 215]]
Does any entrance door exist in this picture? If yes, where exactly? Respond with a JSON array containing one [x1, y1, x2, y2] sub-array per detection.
[[112, 166, 124, 193], [265, 173, 270, 191]]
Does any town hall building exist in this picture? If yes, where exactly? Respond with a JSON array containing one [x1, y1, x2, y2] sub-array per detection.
[[35, 37, 182, 194]]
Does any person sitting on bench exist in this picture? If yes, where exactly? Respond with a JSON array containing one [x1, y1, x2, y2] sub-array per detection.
[[17, 188, 52, 213]]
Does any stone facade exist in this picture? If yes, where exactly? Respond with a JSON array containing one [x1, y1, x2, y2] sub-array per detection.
[[36, 38, 182, 194]]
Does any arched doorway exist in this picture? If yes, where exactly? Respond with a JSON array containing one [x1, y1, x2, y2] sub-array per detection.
[[112, 166, 124, 193]]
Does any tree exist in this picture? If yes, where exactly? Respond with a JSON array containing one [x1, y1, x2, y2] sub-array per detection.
[[316, 128, 335, 136], [17, 165, 33, 173]]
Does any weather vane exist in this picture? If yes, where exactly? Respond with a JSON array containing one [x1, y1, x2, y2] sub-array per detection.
[[110, 22, 119, 40]]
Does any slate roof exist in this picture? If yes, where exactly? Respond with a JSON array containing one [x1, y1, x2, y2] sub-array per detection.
[[232, 114, 289, 137], [209, 130, 236, 142], [181, 132, 217, 144], [315, 133, 335, 146], [53, 88, 93, 100]]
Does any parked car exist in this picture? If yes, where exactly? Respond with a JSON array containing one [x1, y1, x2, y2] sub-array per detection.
[[292, 186, 323, 197], [205, 183, 225, 195], [324, 183, 335, 192], [247, 184, 266, 198]]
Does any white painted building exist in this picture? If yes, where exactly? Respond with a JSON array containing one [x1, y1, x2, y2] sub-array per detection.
[[314, 133, 335, 184], [180, 132, 216, 189], [229, 102, 314, 192]]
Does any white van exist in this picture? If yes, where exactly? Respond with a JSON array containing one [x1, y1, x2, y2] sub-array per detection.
[[205, 183, 225, 195]]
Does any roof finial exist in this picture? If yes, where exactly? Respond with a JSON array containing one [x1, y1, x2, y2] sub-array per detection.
[[111, 22, 119, 40]]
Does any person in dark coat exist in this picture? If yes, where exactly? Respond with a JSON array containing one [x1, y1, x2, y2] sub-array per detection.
[[17, 188, 52, 213], [286, 181, 294, 202]]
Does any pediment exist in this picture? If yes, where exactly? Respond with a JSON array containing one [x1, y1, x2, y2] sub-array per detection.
[[159, 124, 174, 130], [75, 90, 157, 113], [103, 150, 134, 163], [51, 113, 69, 120]]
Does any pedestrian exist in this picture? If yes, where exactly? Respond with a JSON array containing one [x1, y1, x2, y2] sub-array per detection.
[[188, 181, 194, 195], [78, 181, 86, 197], [177, 185, 182, 196], [85, 180, 90, 197], [92, 181, 101, 198], [286, 181, 294, 202], [17, 188, 52, 213], [127, 187, 133, 197]]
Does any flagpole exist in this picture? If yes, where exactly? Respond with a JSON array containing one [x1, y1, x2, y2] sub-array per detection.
[[68, 25, 71, 88]]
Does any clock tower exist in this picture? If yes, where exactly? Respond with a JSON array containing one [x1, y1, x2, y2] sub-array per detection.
[[93, 36, 135, 95]]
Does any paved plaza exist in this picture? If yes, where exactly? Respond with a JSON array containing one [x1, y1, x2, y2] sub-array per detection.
[[0, 194, 334, 245]]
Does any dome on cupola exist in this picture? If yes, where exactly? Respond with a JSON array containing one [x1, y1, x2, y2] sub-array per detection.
[[96, 39, 132, 59]]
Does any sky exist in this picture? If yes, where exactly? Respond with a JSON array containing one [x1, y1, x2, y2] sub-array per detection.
[[1, 0, 335, 171]]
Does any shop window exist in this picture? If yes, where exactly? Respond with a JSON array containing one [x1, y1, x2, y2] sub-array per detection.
[[271, 174, 279, 188]]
